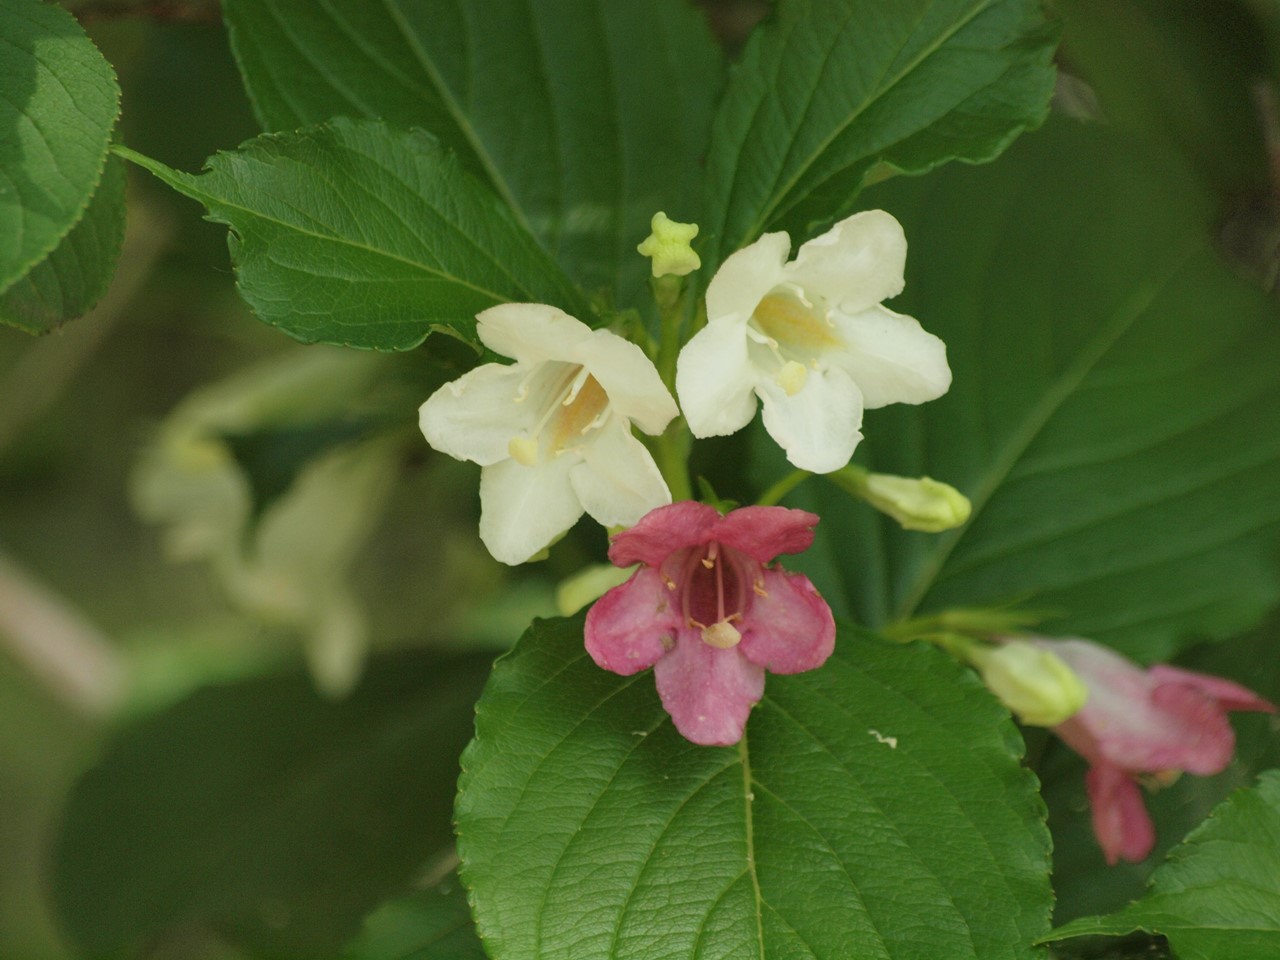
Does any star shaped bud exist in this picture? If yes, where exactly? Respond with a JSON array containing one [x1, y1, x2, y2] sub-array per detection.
[[968, 639, 1088, 727], [859, 472, 971, 532], [584, 501, 835, 746], [419, 304, 678, 565], [637, 211, 701, 278], [676, 210, 951, 473], [1025, 636, 1276, 864]]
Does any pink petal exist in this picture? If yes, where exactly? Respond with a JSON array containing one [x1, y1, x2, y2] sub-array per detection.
[[1148, 665, 1278, 714], [737, 569, 835, 674], [1144, 683, 1238, 775], [653, 630, 765, 746], [584, 569, 680, 676], [712, 506, 819, 562], [608, 501, 721, 568], [1086, 764, 1155, 865]]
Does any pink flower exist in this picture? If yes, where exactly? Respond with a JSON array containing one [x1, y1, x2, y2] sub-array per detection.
[[1032, 637, 1276, 865], [585, 502, 835, 746]]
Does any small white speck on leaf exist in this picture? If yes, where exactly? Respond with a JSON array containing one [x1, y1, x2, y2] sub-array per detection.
[[868, 729, 898, 749]]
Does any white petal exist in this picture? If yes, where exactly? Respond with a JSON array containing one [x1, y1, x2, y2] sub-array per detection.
[[418, 362, 534, 466], [675, 318, 760, 438], [571, 418, 671, 527], [785, 210, 906, 315], [476, 303, 591, 364], [705, 231, 791, 324], [478, 455, 583, 565], [830, 304, 951, 409], [574, 329, 678, 436], [758, 365, 864, 473]]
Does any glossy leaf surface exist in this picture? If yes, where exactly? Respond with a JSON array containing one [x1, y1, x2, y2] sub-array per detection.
[[456, 616, 1050, 960]]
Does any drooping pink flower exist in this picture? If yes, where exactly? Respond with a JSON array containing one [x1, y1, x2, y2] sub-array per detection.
[[1031, 637, 1276, 865], [585, 501, 835, 746]]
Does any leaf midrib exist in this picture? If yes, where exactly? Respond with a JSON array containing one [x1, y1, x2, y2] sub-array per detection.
[[892, 241, 1203, 621], [724, 0, 992, 253]]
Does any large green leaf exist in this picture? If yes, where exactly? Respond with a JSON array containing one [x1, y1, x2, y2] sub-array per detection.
[[0, 0, 120, 302], [53, 649, 492, 958], [797, 118, 1280, 661], [117, 118, 588, 350], [0, 154, 126, 333], [700, 0, 1058, 271], [1047, 771, 1280, 960], [456, 616, 1050, 960], [223, 0, 723, 304]]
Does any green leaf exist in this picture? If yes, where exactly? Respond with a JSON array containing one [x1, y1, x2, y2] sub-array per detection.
[[456, 616, 1051, 959], [700, 0, 1058, 271], [0, 0, 120, 301], [343, 875, 487, 960], [803, 118, 1280, 661], [53, 649, 493, 959], [0, 153, 126, 333], [222, 0, 724, 304], [117, 118, 588, 350], [1047, 771, 1280, 960]]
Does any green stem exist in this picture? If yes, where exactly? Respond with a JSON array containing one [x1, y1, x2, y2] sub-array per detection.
[[653, 420, 693, 502], [756, 469, 811, 507], [822, 463, 871, 499]]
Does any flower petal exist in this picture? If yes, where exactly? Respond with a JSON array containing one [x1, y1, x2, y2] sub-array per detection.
[[1148, 665, 1278, 714], [785, 210, 907, 315], [653, 631, 765, 746], [675, 317, 759, 439], [1144, 682, 1238, 775], [712, 506, 819, 562], [584, 567, 679, 675], [757, 364, 864, 473], [574, 329, 677, 436], [737, 568, 835, 673], [607, 500, 722, 568], [830, 304, 951, 409], [477, 454, 582, 565], [1086, 764, 1155, 865], [571, 418, 671, 528], [705, 230, 791, 324], [476, 303, 591, 365], [418, 362, 534, 466]]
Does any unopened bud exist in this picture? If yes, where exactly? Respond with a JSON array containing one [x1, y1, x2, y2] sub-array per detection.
[[637, 212, 701, 278], [970, 640, 1088, 726], [861, 473, 971, 532]]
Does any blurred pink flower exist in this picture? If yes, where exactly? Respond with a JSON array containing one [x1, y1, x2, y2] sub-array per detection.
[[585, 502, 835, 746], [1032, 637, 1276, 864]]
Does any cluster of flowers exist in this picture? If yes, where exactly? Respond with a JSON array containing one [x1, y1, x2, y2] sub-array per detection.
[[420, 210, 948, 747], [418, 208, 1276, 864]]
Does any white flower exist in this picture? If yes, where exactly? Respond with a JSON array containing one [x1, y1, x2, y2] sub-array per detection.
[[419, 303, 678, 565], [676, 210, 951, 473]]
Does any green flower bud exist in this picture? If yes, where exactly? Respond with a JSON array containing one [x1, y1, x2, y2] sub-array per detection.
[[969, 640, 1088, 726], [637, 211, 701, 278], [861, 472, 971, 532]]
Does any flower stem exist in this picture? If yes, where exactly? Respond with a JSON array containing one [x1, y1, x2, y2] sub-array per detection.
[[653, 420, 693, 502], [756, 469, 811, 507], [822, 463, 871, 498]]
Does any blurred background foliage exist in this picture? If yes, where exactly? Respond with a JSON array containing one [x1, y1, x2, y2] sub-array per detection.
[[1, 1, 1279, 958]]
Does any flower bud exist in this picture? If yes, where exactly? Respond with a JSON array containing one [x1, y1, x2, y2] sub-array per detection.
[[969, 640, 1088, 726], [637, 211, 701, 278], [861, 472, 971, 532]]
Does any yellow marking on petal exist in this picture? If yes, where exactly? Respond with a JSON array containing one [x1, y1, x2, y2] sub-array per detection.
[[752, 287, 842, 352]]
